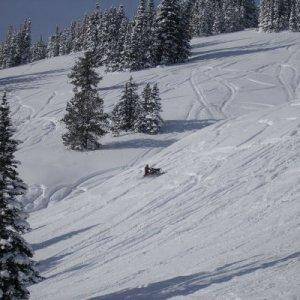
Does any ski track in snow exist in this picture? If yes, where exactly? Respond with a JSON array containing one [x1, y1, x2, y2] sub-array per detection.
[[0, 30, 300, 299], [189, 67, 217, 119]]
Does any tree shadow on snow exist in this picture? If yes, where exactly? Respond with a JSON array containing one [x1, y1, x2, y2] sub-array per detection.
[[162, 119, 217, 134], [32, 225, 98, 274], [191, 37, 250, 50], [104, 120, 216, 150], [31, 224, 98, 251], [188, 43, 293, 64], [0, 68, 68, 91], [37, 252, 72, 273], [37, 252, 92, 276], [104, 138, 178, 150], [91, 251, 300, 300]]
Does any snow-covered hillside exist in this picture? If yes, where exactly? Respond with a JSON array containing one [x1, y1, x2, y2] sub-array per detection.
[[1, 30, 300, 299]]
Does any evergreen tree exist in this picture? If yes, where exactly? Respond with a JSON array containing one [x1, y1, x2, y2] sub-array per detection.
[[69, 21, 81, 52], [212, 0, 225, 34], [242, 0, 259, 28], [93, 7, 116, 67], [111, 76, 140, 134], [3, 26, 18, 68], [278, 0, 292, 30], [223, 0, 244, 33], [18, 19, 32, 64], [121, 22, 134, 70], [153, 0, 191, 65], [259, 0, 294, 32], [191, 0, 259, 36], [85, 7, 102, 53], [62, 52, 108, 150], [145, 0, 157, 66], [135, 83, 163, 134], [259, 0, 274, 32], [0, 20, 32, 68], [289, 0, 300, 31], [0, 43, 4, 69], [0, 92, 41, 299], [124, 0, 150, 70], [190, 0, 215, 36], [147, 0, 156, 28], [47, 26, 61, 57], [31, 36, 47, 62], [77, 16, 90, 52], [59, 28, 72, 56], [105, 6, 129, 71], [182, 0, 195, 44]]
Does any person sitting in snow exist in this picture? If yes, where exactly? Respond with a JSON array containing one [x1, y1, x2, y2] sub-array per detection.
[[144, 164, 162, 176]]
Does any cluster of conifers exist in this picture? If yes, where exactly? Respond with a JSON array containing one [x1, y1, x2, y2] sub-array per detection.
[[259, 0, 299, 32], [2, 0, 298, 73], [61, 51, 163, 151], [0, 0, 191, 72]]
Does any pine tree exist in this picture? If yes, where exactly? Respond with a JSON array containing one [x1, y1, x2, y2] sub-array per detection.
[[135, 83, 163, 134], [3, 26, 18, 68], [190, 0, 214, 37], [223, 0, 244, 33], [59, 28, 72, 56], [242, 0, 259, 28], [153, 0, 191, 65], [47, 26, 61, 58], [182, 0, 195, 44], [147, 0, 156, 28], [121, 22, 134, 70], [145, 0, 157, 67], [93, 7, 116, 67], [278, 0, 292, 30], [289, 0, 300, 31], [69, 21, 81, 52], [31, 36, 47, 62], [18, 19, 32, 64], [259, 0, 294, 32], [0, 43, 4, 69], [111, 76, 140, 134], [77, 15, 90, 52], [212, 0, 225, 34], [124, 0, 150, 71], [105, 6, 129, 71], [0, 92, 41, 299], [85, 7, 102, 53], [259, 0, 273, 32], [62, 52, 108, 150]]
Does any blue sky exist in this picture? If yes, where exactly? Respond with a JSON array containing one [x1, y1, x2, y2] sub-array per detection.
[[0, 0, 159, 41]]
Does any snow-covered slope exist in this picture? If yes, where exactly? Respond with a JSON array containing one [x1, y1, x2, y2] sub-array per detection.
[[27, 102, 300, 300], [0, 30, 299, 299], [1, 30, 299, 212]]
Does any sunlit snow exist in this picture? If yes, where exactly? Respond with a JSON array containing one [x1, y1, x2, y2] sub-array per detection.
[[0, 29, 299, 299]]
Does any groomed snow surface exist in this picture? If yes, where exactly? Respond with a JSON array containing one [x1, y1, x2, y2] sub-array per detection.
[[1, 30, 300, 299]]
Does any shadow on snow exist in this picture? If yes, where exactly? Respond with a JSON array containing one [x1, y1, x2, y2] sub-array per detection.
[[162, 119, 217, 134], [104, 119, 216, 150], [92, 251, 300, 300], [104, 138, 178, 150], [32, 224, 97, 251], [0, 68, 68, 91], [189, 43, 293, 64]]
